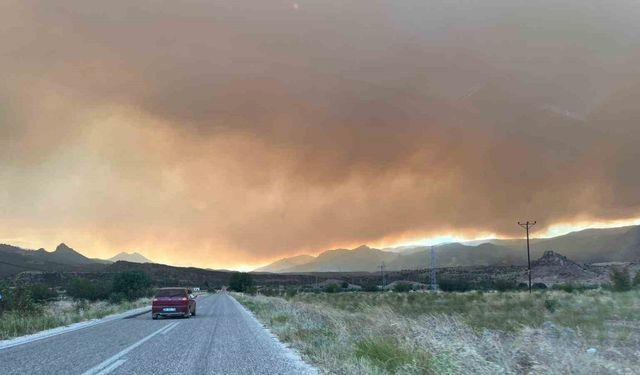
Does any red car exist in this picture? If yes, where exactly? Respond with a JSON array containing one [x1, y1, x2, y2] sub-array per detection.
[[152, 287, 196, 319]]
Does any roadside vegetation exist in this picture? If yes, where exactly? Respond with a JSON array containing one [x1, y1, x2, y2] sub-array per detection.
[[235, 276, 640, 374], [0, 271, 152, 340]]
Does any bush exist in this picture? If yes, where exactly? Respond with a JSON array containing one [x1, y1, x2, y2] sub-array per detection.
[[285, 288, 298, 298], [438, 278, 472, 292], [544, 298, 558, 313], [112, 271, 152, 301], [532, 282, 548, 290], [66, 279, 111, 301], [362, 284, 380, 292], [492, 279, 517, 292], [633, 270, 640, 288], [393, 283, 412, 293], [324, 284, 340, 293], [108, 292, 127, 304], [228, 272, 256, 293], [0, 286, 41, 314], [354, 338, 416, 373], [27, 284, 57, 303], [610, 266, 632, 292], [552, 283, 575, 293]]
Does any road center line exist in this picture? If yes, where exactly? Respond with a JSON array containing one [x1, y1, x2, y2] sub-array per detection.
[[161, 322, 180, 335], [94, 359, 126, 375], [81, 322, 178, 375]]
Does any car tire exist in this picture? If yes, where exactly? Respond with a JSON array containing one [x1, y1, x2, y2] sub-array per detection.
[[192, 309, 196, 316], [152, 314, 158, 320]]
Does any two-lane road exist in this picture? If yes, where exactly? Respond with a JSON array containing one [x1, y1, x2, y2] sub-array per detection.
[[0, 293, 316, 375]]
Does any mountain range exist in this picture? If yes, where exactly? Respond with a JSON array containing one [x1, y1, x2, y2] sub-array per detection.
[[0, 243, 153, 278], [255, 225, 640, 273], [2, 224, 640, 278]]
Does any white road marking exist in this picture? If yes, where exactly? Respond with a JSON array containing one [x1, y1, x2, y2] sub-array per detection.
[[94, 359, 126, 375], [0, 307, 150, 351], [161, 321, 180, 335], [81, 322, 178, 375]]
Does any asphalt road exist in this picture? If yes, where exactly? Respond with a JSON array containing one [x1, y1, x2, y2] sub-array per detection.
[[0, 293, 316, 375]]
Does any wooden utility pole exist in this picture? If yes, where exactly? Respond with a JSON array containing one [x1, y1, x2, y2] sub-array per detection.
[[518, 221, 537, 293]]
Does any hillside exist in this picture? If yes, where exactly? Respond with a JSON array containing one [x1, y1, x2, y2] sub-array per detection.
[[256, 225, 640, 272], [108, 251, 152, 264], [0, 243, 108, 278], [254, 254, 314, 272]]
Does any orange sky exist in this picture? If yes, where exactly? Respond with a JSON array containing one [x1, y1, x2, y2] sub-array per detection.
[[2, 1, 640, 270]]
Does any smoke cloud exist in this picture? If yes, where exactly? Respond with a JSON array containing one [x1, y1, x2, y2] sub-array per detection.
[[2, 0, 640, 267]]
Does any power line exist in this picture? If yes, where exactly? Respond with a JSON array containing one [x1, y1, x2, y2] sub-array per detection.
[[518, 220, 537, 294], [430, 246, 437, 292]]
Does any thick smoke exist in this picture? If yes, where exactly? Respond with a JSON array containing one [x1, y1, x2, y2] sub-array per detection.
[[2, 0, 640, 267]]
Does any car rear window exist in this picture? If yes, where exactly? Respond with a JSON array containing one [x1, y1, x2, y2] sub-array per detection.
[[155, 289, 186, 298]]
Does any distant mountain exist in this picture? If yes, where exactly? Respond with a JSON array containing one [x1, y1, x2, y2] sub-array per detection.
[[254, 254, 314, 273], [256, 225, 640, 272], [41, 243, 98, 265], [108, 252, 152, 264], [0, 243, 109, 278]]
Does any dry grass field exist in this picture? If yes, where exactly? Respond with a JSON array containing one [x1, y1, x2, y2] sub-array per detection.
[[235, 290, 640, 374]]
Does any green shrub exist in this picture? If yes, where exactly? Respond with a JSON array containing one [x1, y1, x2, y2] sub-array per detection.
[[492, 279, 517, 292], [0, 286, 41, 314], [324, 284, 340, 293], [108, 292, 127, 304], [544, 298, 558, 313], [362, 284, 380, 292], [285, 288, 298, 298], [532, 282, 548, 290], [633, 270, 640, 288], [552, 283, 575, 293], [393, 282, 412, 293], [228, 272, 256, 294], [66, 278, 111, 301], [27, 284, 57, 303], [112, 271, 151, 301], [354, 338, 416, 373], [610, 266, 632, 292], [438, 278, 472, 292]]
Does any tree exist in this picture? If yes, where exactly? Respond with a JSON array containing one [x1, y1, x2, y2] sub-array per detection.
[[228, 272, 255, 293], [28, 284, 57, 303], [112, 271, 152, 301], [67, 278, 111, 301], [610, 266, 632, 292], [633, 269, 640, 288], [393, 283, 412, 293]]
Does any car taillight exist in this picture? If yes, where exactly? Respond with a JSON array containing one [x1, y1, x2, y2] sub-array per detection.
[[153, 298, 158, 302], [181, 297, 188, 301]]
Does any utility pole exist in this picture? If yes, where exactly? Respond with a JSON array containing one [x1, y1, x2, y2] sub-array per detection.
[[518, 220, 537, 294], [430, 246, 437, 292], [380, 262, 386, 290]]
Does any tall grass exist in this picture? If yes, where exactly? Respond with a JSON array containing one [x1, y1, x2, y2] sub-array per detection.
[[235, 290, 639, 374], [0, 298, 150, 340]]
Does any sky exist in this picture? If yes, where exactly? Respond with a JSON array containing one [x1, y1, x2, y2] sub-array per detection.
[[2, 0, 640, 269]]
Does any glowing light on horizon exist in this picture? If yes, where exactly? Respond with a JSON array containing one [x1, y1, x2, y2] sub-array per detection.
[[537, 217, 640, 238]]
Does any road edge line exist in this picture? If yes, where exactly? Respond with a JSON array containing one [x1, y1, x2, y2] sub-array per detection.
[[0, 305, 151, 351], [228, 294, 318, 375]]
